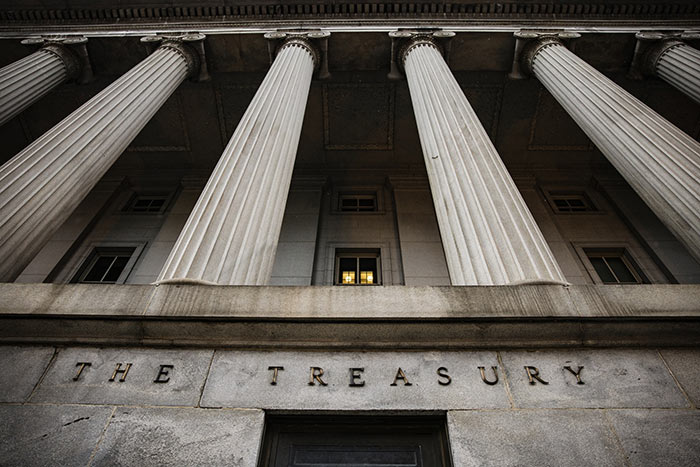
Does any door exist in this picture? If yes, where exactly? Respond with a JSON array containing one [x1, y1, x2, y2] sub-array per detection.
[[259, 415, 452, 467]]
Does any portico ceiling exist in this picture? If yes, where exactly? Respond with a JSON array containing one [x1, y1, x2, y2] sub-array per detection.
[[1, 26, 698, 180]]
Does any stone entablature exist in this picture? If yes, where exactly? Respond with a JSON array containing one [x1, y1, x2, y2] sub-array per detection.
[[2, 1, 700, 30]]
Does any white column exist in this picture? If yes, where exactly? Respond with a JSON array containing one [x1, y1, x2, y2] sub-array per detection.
[[401, 37, 566, 285], [527, 38, 700, 263], [0, 39, 199, 282], [0, 42, 79, 127], [157, 38, 316, 285], [652, 41, 700, 105]]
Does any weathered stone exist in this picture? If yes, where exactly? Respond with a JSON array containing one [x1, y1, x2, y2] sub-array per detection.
[[145, 283, 578, 318], [31, 347, 213, 406], [447, 409, 625, 467], [91, 407, 264, 467], [201, 350, 509, 410], [569, 284, 700, 317], [501, 349, 688, 408], [607, 409, 700, 467], [0, 345, 54, 402], [0, 404, 113, 467], [659, 349, 700, 406]]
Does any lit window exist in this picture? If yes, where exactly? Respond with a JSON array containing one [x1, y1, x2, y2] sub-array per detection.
[[548, 191, 596, 213], [336, 252, 380, 285], [73, 248, 136, 284], [125, 194, 169, 213], [338, 193, 377, 212], [585, 249, 646, 284]]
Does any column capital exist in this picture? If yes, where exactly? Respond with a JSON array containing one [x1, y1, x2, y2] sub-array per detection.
[[264, 31, 330, 78], [387, 30, 455, 79], [20, 36, 92, 83], [628, 31, 700, 79], [509, 30, 580, 79], [140, 33, 209, 81]]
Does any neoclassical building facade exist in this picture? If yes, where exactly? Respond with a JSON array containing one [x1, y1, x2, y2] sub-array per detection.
[[1, 1, 699, 466]]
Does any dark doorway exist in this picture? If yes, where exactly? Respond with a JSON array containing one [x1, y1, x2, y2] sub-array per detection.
[[258, 415, 452, 467]]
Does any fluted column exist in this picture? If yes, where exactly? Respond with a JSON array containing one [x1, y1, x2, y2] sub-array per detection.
[[525, 37, 700, 262], [400, 35, 566, 285], [0, 40, 81, 127], [0, 38, 201, 282], [157, 36, 318, 285], [647, 40, 700, 104]]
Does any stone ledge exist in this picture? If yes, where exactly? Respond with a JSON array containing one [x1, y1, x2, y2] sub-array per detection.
[[1, 283, 698, 318], [1, 284, 698, 348]]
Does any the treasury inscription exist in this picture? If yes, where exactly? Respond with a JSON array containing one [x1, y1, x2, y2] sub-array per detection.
[[17, 348, 689, 410]]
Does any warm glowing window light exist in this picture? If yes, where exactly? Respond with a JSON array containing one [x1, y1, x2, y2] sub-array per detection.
[[343, 271, 356, 284], [336, 253, 379, 285]]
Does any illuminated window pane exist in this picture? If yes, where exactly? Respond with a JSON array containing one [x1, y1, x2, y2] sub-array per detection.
[[342, 271, 356, 284], [336, 252, 380, 285]]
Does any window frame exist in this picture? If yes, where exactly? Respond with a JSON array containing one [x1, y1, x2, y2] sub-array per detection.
[[576, 246, 649, 284], [337, 192, 378, 212], [70, 244, 145, 284], [334, 249, 382, 286], [331, 187, 384, 215], [122, 192, 174, 214], [543, 189, 598, 214]]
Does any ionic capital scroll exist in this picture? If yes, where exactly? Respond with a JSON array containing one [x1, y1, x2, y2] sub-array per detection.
[[509, 30, 580, 79], [20, 36, 92, 83], [264, 31, 330, 79], [387, 30, 455, 80], [628, 30, 700, 79], [140, 33, 209, 81]]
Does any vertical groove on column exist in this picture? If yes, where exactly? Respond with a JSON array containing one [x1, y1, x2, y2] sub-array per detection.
[[0, 46, 189, 281], [656, 44, 700, 104], [533, 43, 700, 262], [158, 43, 314, 285], [0, 49, 68, 126], [404, 43, 566, 285]]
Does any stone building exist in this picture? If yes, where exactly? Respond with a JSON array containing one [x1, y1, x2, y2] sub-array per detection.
[[1, 1, 699, 466]]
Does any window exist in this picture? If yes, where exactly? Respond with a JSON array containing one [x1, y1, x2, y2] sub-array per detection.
[[335, 250, 380, 285], [338, 193, 377, 212], [547, 191, 596, 213], [124, 194, 170, 213], [584, 248, 647, 284], [72, 247, 137, 284]]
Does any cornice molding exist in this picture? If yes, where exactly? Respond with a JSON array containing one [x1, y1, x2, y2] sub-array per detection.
[[1, 2, 700, 31]]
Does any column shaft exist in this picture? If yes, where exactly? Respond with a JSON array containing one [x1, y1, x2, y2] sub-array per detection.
[[157, 41, 315, 285], [404, 41, 566, 285], [655, 43, 700, 104], [531, 42, 700, 262], [0, 43, 192, 281], [0, 47, 73, 126]]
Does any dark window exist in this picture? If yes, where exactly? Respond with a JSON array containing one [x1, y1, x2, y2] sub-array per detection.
[[125, 194, 169, 213], [548, 192, 595, 213], [585, 248, 646, 284], [338, 193, 377, 212], [72, 248, 136, 284], [259, 415, 452, 467], [336, 251, 380, 285]]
